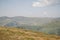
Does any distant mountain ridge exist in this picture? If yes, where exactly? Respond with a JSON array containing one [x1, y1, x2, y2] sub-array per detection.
[[0, 16, 56, 26], [0, 16, 60, 35]]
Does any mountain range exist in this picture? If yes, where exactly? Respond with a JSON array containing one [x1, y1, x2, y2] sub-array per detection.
[[0, 16, 60, 35]]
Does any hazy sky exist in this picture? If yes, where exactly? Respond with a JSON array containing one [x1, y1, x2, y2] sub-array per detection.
[[0, 0, 60, 17]]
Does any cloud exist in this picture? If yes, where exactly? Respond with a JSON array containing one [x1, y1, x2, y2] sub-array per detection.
[[32, 0, 60, 7]]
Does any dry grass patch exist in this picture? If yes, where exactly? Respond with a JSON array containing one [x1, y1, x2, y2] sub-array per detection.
[[0, 27, 60, 40]]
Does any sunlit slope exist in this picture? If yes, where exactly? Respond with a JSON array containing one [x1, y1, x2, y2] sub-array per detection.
[[0, 27, 60, 40]]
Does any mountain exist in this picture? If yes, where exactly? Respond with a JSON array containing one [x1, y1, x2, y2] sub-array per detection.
[[0, 16, 54, 26], [0, 16, 60, 35], [0, 27, 60, 40]]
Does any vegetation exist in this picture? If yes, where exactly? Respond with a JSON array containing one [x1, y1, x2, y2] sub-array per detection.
[[0, 16, 60, 35], [0, 27, 60, 40]]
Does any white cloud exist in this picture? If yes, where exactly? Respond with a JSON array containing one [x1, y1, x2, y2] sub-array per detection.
[[32, 0, 60, 7]]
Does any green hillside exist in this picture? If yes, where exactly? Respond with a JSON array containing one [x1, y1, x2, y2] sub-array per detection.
[[41, 20, 60, 35]]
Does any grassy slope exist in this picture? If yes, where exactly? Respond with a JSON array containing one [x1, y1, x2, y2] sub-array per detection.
[[0, 27, 60, 40]]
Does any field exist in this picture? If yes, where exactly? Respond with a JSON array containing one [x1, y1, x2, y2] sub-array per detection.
[[0, 27, 60, 40]]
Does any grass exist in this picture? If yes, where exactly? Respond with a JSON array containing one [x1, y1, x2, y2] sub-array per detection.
[[0, 27, 60, 40]]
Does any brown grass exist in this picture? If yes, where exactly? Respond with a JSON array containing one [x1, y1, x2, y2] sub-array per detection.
[[0, 27, 60, 40]]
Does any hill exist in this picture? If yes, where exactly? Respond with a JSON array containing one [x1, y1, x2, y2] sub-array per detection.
[[0, 16, 60, 35], [39, 20, 60, 35], [0, 27, 60, 40], [0, 16, 54, 26]]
